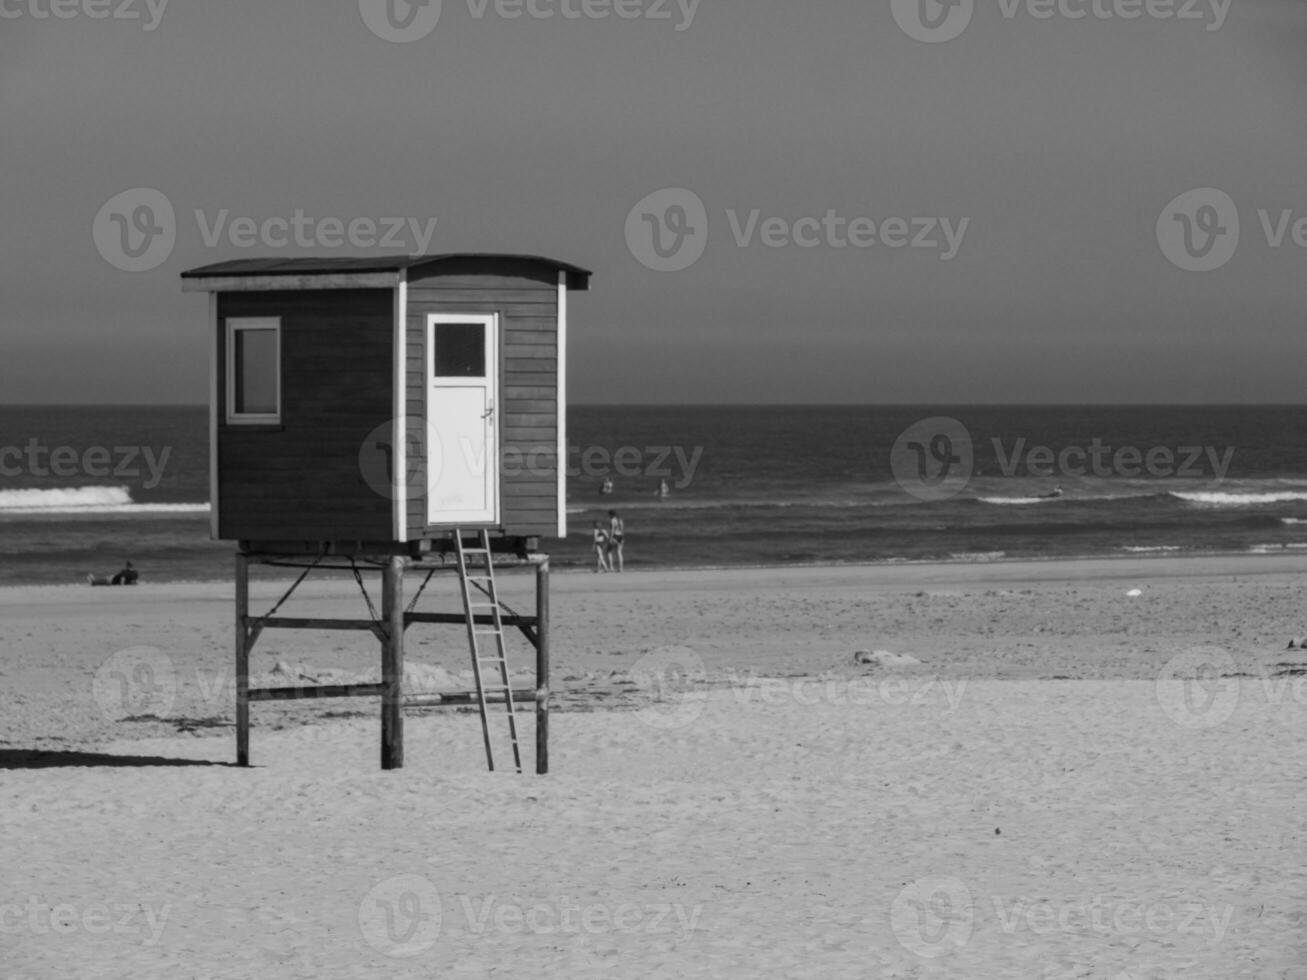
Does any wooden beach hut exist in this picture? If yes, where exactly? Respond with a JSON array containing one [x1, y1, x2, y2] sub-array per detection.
[[181, 254, 592, 773]]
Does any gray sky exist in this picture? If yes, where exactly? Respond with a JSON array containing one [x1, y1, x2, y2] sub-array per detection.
[[2, 0, 1304, 404]]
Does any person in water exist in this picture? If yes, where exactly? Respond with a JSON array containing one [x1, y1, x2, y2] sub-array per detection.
[[88, 560, 138, 586], [591, 521, 611, 573], [606, 510, 625, 573]]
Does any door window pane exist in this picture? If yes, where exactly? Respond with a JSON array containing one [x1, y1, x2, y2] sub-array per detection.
[[433, 323, 485, 377]]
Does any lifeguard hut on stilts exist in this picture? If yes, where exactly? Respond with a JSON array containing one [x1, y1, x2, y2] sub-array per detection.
[[181, 254, 590, 773]]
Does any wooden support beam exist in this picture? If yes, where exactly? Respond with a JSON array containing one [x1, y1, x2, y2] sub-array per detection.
[[405, 611, 536, 633], [248, 682, 389, 702], [235, 553, 250, 767], [247, 686, 539, 705], [255, 617, 386, 637], [381, 555, 405, 770], [237, 537, 544, 559], [405, 689, 537, 707], [536, 558, 550, 775]]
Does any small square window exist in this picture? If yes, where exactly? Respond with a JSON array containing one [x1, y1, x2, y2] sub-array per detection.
[[433, 322, 486, 378], [227, 318, 281, 423]]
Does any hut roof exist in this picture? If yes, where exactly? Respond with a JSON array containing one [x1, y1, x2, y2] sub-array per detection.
[[181, 254, 591, 290]]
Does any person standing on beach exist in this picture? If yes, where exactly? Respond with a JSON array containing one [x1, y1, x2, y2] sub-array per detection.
[[592, 521, 611, 573], [606, 510, 625, 572]]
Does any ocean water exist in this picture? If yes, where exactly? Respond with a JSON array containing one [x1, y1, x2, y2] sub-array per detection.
[[2, 404, 1307, 584]]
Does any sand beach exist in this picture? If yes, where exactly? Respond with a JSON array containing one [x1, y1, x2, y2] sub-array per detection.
[[1, 554, 1304, 978]]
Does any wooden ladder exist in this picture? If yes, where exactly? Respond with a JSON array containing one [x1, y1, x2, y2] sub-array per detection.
[[454, 529, 523, 773]]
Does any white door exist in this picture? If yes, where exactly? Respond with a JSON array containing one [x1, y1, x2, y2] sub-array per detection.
[[426, 314, 498, 525]]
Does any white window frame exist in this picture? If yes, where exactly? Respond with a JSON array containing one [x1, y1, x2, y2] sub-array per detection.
[[225, 317, 282, 424]]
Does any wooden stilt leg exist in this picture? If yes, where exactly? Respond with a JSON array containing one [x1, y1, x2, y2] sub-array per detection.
[[235, 552, 250, 767], [535, 558, 550, 775], [381, 556, 405, 770]]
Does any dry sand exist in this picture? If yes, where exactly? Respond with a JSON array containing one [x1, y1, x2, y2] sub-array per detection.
[[1, 555, 1304, 978]]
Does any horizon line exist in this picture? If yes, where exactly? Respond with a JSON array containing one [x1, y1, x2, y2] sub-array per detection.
[[3, 401, 1307, 409]]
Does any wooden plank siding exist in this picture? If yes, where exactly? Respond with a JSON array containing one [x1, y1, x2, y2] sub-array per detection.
[[216, 290, 395, 542], [404, 265, 560, 540]]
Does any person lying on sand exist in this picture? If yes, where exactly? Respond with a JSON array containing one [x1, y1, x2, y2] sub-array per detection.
[[87, 561, 138, 586]]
